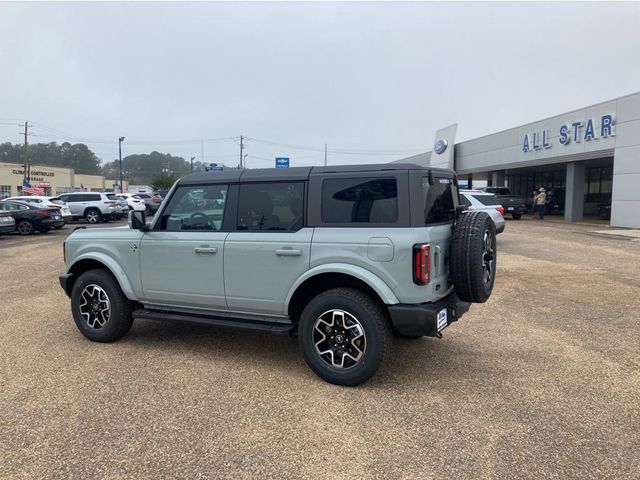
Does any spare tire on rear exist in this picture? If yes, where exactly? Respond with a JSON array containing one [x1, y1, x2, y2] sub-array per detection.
[[450, 210, 496, 303]]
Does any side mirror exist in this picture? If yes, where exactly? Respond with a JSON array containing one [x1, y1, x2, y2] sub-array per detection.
[[128, 210, 148, 231]]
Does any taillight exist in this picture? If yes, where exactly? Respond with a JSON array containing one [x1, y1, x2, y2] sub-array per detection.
[[413, 244, 430, 285], [63, 241, 66, 263], [496, 207, 505, 216], [35, 210, 51, 216]]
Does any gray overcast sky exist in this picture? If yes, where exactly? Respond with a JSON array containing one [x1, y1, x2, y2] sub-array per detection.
[[1, 1, 639, 169]]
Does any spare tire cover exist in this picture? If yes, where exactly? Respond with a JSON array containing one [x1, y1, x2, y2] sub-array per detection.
[[450, 210, 497, 303]]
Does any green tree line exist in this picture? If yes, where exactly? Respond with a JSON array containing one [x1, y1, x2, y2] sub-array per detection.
[[0, 141, 225, 184], [0, 141, 101, 174]]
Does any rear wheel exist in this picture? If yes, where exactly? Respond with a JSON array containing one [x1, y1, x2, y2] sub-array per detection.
[[512, 213, 522, 220], [17, 219, 34, 235], [298, 288, 391, 386], [85, 208, 101, 224], [71, 269, 134, 342]]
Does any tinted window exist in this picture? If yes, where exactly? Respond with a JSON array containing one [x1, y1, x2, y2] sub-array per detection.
[[49, 198, 64, 205], [321, 178, 397, 223], [471, 194, 500, 206], [159, 184, 228, 231], [106, 194, 118, 201], [237, 182, 304, 231], [423, 177, 456, 224]]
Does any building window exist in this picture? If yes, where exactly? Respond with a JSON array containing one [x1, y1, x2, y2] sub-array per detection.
[[0, 185, 11, 199]]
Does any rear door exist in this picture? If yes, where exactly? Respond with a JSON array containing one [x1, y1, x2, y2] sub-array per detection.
[[139, 183, 229, 309], [224, 181, 311, 315]]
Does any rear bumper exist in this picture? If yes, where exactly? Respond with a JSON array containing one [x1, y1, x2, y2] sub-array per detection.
[[387, 293, 471, 337]]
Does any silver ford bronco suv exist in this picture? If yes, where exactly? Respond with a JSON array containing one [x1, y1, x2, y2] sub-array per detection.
[[60, 164, 497, 386]]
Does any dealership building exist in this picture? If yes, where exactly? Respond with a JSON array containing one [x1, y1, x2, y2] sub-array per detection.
[[0, 162, 127, 198], [400, 91, 640, 228]]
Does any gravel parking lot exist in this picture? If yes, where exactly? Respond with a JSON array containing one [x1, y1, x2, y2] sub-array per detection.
[[1, 218, 638, 479]]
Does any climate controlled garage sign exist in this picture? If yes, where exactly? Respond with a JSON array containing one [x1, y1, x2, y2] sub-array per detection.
[[522, 114, 615, 152]]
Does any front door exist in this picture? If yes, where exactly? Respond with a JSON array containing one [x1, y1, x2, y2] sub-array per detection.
[[139, 183, 230, 311], [224, 181, 310, 315]]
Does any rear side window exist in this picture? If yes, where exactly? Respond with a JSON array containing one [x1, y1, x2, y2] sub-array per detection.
[[237, 182, 304, 231], [106, 194, 118, 201], [49, 198, 64, 205], [423, 177, 456, 224], [471, 194, 500, 206], [321, 177, 398, 223], [459, 194, 472, 207]]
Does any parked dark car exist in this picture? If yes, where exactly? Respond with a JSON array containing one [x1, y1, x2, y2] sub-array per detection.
[[0, 200, 62, 235], [0, 212, 16, 234], [598, 204, 612, 220], [478, 187, 528, 219]]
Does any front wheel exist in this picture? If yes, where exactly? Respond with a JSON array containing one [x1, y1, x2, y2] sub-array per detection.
[[298, 288, 391, 386], [71, 269, 134, 342]]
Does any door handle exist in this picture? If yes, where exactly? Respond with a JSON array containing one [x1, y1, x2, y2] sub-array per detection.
[[194, 247, 217, 254], [276, 248, 302, 257]]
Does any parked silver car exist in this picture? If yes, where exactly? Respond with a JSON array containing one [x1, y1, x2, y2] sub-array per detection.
[[459, 190, 506, 234]]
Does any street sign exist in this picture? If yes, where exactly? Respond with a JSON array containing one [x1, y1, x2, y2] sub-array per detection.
[[275, 157, 290, 168], [205, 163, 223, 172]]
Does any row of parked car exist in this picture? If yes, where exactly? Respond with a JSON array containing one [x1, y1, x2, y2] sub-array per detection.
[[0, 191, 164, 236]]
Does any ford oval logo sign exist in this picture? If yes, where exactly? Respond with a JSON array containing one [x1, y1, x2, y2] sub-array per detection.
[[434, 139, 448, 154]]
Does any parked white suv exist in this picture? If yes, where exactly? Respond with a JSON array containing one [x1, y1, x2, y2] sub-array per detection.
[[116, 193, 146, 212], [58, 192, 128, 223]]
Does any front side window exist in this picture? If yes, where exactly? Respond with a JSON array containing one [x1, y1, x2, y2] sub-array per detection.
[[321, 177, 398, 223], [423, 177, 456, 224], [159, 184, 228, 231], [237, 182, 304, 231]]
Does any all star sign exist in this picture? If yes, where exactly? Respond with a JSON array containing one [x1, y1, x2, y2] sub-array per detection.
[[522, 114, 615, 152]]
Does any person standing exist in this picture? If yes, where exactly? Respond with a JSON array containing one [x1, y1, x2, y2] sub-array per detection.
[[535, 187, 546, 220]]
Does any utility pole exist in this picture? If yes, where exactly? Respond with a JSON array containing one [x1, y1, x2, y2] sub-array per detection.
[[239, 135, 245, 169], [190, 156, 195, 173], [324, 143, 327, 166], [118, 136, 125, 193], [23, 122, 29, 182], [201, 137, 204, 169]]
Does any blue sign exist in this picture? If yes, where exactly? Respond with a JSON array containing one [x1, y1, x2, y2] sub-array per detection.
[[275, 157, 290, 168], [433, 139, 448, 155], [205, 163, 223, 172]]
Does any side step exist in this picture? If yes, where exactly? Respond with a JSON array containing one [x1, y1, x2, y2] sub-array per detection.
[[133, 308, 294, 336]]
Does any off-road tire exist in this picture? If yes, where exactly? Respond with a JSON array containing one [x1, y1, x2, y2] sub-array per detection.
[[298, 288, 391, 386], [85, 208, 102, 224], [71, 269, 134, 342], [17, 219, 34, 235], [450, 210, 497, 303]]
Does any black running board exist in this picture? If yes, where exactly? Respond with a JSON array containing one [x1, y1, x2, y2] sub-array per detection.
[[133, 308, 294, 336]]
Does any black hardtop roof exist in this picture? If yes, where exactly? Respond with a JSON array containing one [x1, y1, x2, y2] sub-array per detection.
[[178, 163, 455, 185]]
